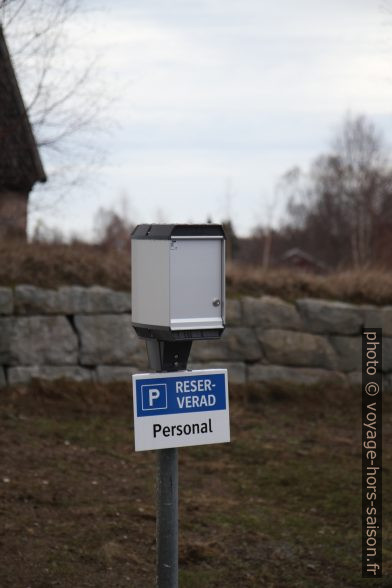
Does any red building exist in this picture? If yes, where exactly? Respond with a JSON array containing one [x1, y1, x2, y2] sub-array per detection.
[[281, 247, 328, 274], [0, 25, 46, 240]]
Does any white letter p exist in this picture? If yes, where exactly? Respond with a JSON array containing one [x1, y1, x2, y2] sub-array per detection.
[[148, 388, 160, 407]]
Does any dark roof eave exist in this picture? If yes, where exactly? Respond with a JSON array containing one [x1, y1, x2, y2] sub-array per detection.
[[0, 24, 47, 186]]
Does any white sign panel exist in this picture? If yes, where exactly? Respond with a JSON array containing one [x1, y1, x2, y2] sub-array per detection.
[[132, 369, 230, 451]]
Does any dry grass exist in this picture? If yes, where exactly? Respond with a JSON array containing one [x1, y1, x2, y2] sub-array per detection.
[[0, 379, 390, 587], [1, 240, 392, 304], [0, 240, 131, 290], [226, 263, 392, 305]]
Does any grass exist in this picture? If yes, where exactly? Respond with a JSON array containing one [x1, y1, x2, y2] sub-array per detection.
[[0, 240, 131, 290], [1, 239, 392, 303], [226, 262, 392, 304], [0, 380, 390, 586]]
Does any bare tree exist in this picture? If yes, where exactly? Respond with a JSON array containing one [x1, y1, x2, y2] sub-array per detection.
[[332, 115, 388, 266], [282, 115, 392, 267], [260, 184, 282, 270], [0, 0, 108, 204], [94, 197, 135, 252]]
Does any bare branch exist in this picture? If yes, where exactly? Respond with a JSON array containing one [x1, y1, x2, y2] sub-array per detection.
[[1, 0, 110, 205]]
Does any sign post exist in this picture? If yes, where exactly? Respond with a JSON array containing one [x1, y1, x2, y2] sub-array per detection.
[[156, 447, 178, 587], [131, 224, 228, 587], [146, 338, 181, 588]]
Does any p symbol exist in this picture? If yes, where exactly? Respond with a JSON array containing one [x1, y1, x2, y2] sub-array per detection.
[[141, 383, 167, 412], [148, 388, 160, 407]]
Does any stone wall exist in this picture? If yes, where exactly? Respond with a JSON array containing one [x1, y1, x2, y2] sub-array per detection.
[[0, 285, 390, 390]]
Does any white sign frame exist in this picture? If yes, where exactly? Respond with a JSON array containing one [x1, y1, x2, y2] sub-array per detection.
[[132, 369, 230, 451]]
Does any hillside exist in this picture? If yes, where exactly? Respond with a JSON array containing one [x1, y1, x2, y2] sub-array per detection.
[[1, 240, 392, 304]]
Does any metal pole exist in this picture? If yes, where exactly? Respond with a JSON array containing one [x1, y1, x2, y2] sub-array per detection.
[[156, 447, 178, 588], [146, 339, 191, 588]]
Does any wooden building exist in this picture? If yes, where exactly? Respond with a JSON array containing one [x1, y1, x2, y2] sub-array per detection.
[[281, 247, 328, 274], [0, 25, 46, 240]]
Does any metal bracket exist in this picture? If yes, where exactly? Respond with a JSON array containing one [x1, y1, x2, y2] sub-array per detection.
[[146, 339, 192, 372]]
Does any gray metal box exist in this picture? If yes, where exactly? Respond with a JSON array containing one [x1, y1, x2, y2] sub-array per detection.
[[131, 224, 225, 341]]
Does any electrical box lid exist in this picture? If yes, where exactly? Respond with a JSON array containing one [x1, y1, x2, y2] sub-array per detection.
[[132, 224, 225, 241]]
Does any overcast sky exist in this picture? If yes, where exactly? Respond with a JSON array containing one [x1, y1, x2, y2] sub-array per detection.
[[28, 0, 392, 238]]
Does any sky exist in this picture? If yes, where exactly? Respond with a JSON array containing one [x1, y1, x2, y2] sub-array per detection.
[[26, 0, 392, 238]]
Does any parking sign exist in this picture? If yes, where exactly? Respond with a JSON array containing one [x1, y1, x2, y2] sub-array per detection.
[[132, 369, 230, 451]]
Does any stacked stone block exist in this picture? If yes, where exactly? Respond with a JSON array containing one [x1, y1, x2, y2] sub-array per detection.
[[0, 286, 390, 389]]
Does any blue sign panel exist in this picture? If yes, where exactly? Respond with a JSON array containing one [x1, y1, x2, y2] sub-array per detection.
[[135, 372, 226, 417]]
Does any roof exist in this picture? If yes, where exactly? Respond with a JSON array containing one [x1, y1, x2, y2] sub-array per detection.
[[281, 247, 328, 270], [0, 24, 46, 190]]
